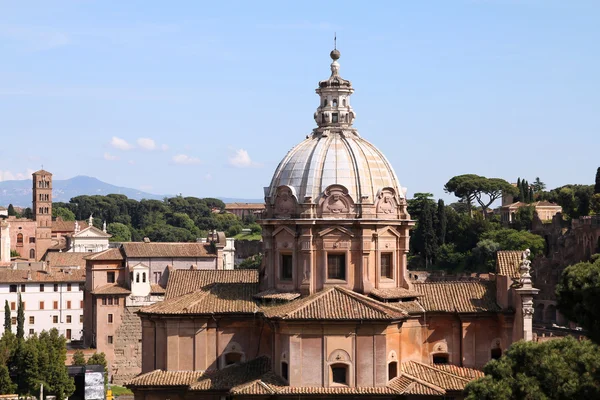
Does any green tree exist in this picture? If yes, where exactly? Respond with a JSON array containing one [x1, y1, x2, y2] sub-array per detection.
[[595, 167, 600, 194], [4, 301, 10, 333], [87, 352, 108, 386], [106, 222, 132, 242], [52, 207, 76, 221], [556, 257, 600, 343], [15, 337, 40, 396], [71, 349, 86, 365], [6, 204, 16, 217], [471, 239, 501, 272], [237, 254, 262, 270], [436, 199, 447, 245], [0, 363, 15, 395], [22, 208, 33, 219], [39, 329, 75, 400], [445, 175, 517, 218], [16, 294, 24, 340], [591, 193, 600, 215], [513, 205, 536, 231], [465, 337, 600, 400], [482, 228, 545, 257], [0, 331, 16, 366], [532, 177, 546, 193]]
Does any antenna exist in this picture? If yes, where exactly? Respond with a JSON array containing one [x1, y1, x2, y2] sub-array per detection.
[[334, 32, 337, 50]]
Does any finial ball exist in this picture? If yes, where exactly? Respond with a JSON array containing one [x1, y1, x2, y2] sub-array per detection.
[[330, 49, 341, 60]]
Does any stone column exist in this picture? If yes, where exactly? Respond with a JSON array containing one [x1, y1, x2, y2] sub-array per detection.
[[515, 249, 539, 342]]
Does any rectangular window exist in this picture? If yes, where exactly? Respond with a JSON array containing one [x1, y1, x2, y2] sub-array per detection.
[[80, 300, 84, 309], [53, 316, 58, 324], [154, 272, 162, 284], [108, 314, 113, 323], [80, 315, 83, 323], [67, 283, 72, 292], [29, 316, 34, 324], [332, 113, 339, 123], [281, 254, 293, 281], [101, 298, 107, 306], [107, 272, 115, 283], [29, 237, 35, 244], [9, 285, 17, 293], [79, 283, 84, 291], [10, 302, 15, 311], [39, 284, 44, 292], [29, 329, 34, 335], [115, 297, 119, 306], [39, 301, 44, 310], [381, 253, 393, 279], [327, 253, 346, 280], [54, 284, 59, 292], [66, 315, 72, 323], [107, 336, 113, 344], [67, 301, 71, 309], [11, 317, 16, 325], [107, 297, 113, 306], [20, 284, 25, 292], [53, 301, 58, 310], [66, 329, 71, 340]]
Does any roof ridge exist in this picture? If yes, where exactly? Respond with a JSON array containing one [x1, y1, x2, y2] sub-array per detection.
[[407, 360, 471, 383], [335, 287, 407, 317], [280, 286, 337, 317], [398, 371, 446, 394]]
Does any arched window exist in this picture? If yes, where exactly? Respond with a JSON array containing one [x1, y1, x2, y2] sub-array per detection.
[[323, 99, 328, 107], [491, 348, 502, 360], [225, 352, 242, 365], [342, 99, 346, 106], [331, 364, 348, 385], [332, 98, 338, 107], [29, 249, 35, 259], [136, 273, 140, 283], [142, 272, 146, 283], [388, 361, 398, 380], [432, 354, 449, 364], [281, 361, 289, 381], [17, 233, 23, 246]]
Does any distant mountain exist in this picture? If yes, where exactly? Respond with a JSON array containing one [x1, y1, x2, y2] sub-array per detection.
[[0, 176, 165, 207]]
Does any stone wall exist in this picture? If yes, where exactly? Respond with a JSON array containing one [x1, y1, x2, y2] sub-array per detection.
[[234, 239, 262, 262], [112, 306, 142, 384]]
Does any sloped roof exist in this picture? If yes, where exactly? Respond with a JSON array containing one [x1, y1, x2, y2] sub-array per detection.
[[413, 281, 500, 313], [401, 360, 475, 392], [0, 268, 85, 283], [225, 203, 265, 210], [253, 289, 301, 301], [52, 220, 88, 233], [165, 269, 258, 300], [91, 283, 131, 295], [122, 242, 216, 258], [140, 282, 259, 315], [496, 250, 522, 278], [45, 252, 88, 269], [150, 284, 166, 294], [126, 370, 203, 387], [370, 287, 423, 300], [84, 248, 124, 261], [264, 286, 408, 321]]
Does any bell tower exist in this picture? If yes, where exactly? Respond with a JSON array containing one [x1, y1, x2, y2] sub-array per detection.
[[32, 170, 52, 260]]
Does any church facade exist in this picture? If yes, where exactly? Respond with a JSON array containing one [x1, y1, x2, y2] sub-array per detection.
[[127, 49, 536, 399]]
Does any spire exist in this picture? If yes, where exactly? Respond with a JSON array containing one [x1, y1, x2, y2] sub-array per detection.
[[313, 44, 356, 129]]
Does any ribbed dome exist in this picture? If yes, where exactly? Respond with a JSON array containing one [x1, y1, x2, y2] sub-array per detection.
[[267, 131, 403, 204]]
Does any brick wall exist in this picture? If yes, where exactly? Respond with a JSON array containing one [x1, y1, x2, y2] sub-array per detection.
[[112, 306, 142, 384]]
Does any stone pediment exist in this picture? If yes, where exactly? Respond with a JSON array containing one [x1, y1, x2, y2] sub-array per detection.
[[72, 226, 111, 238], [376, 226, 403, 238], [272, 226, 296, 238], [317, 226, 355, 238]]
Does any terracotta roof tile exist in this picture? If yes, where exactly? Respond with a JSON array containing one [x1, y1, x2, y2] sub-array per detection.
[[370, 287, 423, 300], [0, 268, 85, 283], [140, 282, 259, 315], [496, 250, 522, 278], [433, 364, 485, 380], [413, 281, 500, 313], [126, 370, 203, 387], [52, 220, 88, 233], [225, 203, 265, 210], [91, 283, 131, 295], [190, 356, 275, 391], [401, 361, 472, 391], [253, 289, 301, 301], [165, 269, 258, 300], [84, 248, 124, 261], [45, 252, 88, 269], [150, 284, 166, 294], [391, 300, 425, 314], [122, 242, 216, 258], [264, 286, 407, 321], [275, 386, 400, 395]]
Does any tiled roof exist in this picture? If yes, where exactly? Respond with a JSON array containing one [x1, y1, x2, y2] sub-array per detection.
[[391, 300, 425, 314], [433, 364, 485, 380], [413, 281, 500, 313], [84, 248, 124, 261], [122, 242, 216, 258], [190, 357, 279, 392], [140, 283, 259, 315], [264, 286, 407, 321], [127, 370, 203, 387], [370, 287, 423, 300], [225, 203, 265, 210], [52, 220, 88, 233], [150, 284, 166, 294], [253, 289, 301, 301], [0, 268, 85, 283], [401, 360, 473, 392], [45, 252, 88, 269], [533, 200, 561, 208], [91, 283, 131, 295], [165, 269, 258, 300], [496, 250, 522, 278]]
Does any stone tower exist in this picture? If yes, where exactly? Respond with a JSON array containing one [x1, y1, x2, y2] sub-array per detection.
[[32, 170, 53, 260], [260, 49, 414, 296]]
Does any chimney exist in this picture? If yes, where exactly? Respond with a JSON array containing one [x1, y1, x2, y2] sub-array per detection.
[[27, 270, 32, 281]]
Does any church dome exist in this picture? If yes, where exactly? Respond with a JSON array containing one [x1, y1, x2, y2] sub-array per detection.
[[266, 49, 405, 206]]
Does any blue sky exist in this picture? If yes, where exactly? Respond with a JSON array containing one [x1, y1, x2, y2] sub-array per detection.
[[1, 0, 598, 201]]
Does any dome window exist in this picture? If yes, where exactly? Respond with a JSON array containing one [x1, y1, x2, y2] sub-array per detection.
[[332, 98, 338, 107], [323, 99, 328, 107], [342, 99, 346, 106], [332, 113, 339, 123]]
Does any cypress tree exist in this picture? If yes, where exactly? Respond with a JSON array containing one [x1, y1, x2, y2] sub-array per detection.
[[0, 364, 16, 395], [529, 187, 535, 203], [16, 294, 24, 340], [518, 178, 525, 202], [436, 199, 447, 245], [3, 301, 10, 333], [595, 167, 600, 194], [6, 204, 15, 217], [517, 178, 522, 201], [422, 202, 438, 268], [71, 350, 86, 365]]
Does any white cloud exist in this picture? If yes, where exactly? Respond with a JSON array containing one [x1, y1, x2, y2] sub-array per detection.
[[103, 152, 119, 161], [228, 149, 258, 168], [110, 136, 134, 150], [172, 154, 201, 165], [137, 137, 157, 150], [0, 169, 35, 182], [161, 144, 169, 151]]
